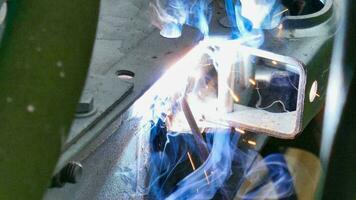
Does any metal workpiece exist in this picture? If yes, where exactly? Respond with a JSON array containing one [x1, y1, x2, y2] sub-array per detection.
[[46, 0, 340, 199], [52, 28, 200, 179], [63, 0, 338, 169], [214, 0, 336, 137], [45, 110, 144, 199], [195, 0, 336, 139], [276, 3, 336, 134], [67, 74, 133, 144], [249, 0, 337, 137], [53, 0, 202, 176]]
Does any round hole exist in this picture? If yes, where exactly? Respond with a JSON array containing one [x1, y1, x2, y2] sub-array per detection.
[[309, 80, 318, 102], [116, 70, 135, 80]]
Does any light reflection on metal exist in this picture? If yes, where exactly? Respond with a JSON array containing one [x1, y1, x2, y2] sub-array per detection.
[[309, 80, 319, 102], [0, 2, 7, 25]]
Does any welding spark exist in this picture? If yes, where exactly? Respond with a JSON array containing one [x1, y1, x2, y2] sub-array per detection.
[[204, 170, 210, 185], [187, 151, 196, 170], [227, 87, 240, 102], [273, 8, 289, 18], [247, 140, 257, 146], [235, 128, 246, 134], [249, 78, 257, 86]]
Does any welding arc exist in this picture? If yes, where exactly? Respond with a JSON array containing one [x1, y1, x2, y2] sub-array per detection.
[[181, 96, 209, 162]]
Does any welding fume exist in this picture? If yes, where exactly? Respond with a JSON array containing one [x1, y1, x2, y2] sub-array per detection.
[[1, 0, 352, 199], [138, 0, 335, 199]]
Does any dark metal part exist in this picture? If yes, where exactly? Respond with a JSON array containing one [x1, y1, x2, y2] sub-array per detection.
[[50, 161, 83, 188], [76, 95, 94, 115]]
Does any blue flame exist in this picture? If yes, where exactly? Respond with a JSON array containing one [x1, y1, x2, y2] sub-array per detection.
[[143, 0, 292, 199], [224, 0, 252, 39], [224, 0, 283, 45], [133, 52, 295, 199], [151, 0, 282, 44], [239, 154, 295, 199], [150, 0, 212, 38], [146, 116, 295, 199], [165, 130, 234, 200]]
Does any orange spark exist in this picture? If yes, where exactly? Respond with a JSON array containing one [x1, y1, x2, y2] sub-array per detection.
[[247, 140, 257, 146], [228, 87, 239, 102], [204, 170, 210, 184], [249, 78, 256, 86], [235, 128, 246, 134], [273, 8, 289, 18], [187, 152, 196, 170]]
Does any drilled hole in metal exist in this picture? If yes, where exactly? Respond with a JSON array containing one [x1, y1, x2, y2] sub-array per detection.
[[116, 70, 135, 80]]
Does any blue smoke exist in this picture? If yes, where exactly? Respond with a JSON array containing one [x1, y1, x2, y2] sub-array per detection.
[[146, 116, 295, 199], [143, 1, 292, 199], [224, 0, 283, 45], [149, 0, 212, 38], [150, 0, 282, 44], [224, 0, 252, 39]]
